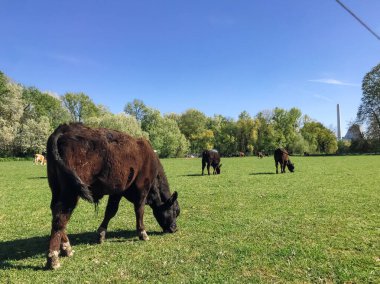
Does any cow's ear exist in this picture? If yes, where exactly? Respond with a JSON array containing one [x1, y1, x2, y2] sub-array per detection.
[[166, 191, 178, 206]]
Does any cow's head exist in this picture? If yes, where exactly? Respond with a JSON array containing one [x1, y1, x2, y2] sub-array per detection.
[[152, 191, 180, 233], [287, 160, 295, 172]]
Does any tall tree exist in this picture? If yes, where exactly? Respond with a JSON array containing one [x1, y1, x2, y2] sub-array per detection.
[[86, 113, 148, 138], [124, 99, 149, 122], [13, 116, 51, 156], [62, 92, 103, 123], [0, 72, 23, 156], [301, 121, 338, 154], [255, 111, 276, 153], [236, 111, 258, 154], [272, 107, 302, 151], [22, 87, 70, 129], [141, 108, 189, 157], [178, 109, 208, 153], [357, 62, 380, 139], [208, 115, 238, 156]]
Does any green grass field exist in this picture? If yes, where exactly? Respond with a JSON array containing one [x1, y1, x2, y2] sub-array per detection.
[[0, 156, 379, 283]]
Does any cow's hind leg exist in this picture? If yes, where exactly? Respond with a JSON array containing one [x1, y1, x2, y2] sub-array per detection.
[[275, 161, 279, 174], [60, 231, 74, 257], [97, 194, 122, 244], [46, 194, 78, 269]]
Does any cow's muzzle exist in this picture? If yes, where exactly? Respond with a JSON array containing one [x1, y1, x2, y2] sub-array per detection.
[[164, 223, 177, 233]]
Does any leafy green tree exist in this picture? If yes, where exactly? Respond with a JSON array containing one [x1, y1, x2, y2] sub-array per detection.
[[164, 112, 181, 124], [178, 109, 208, 154], [86, 113, 148, 138], [178, 109, 207, 138], [124, 99, 149, 122], [13, 116, 51, 155], [22, 87, 70, 129], [301, 121, 337, 154], [0, 72, 23, 156], [191, 129, 215, 152], [255, 111, 277, 153], [140, 107, 189, 157], [288, 132, 309, 154], [154, 117, 189, 158], [272, 107, 302, 150], [236, 111, 258, 154], [210, 115, 237, 156], [357, 62, 380, 139], [62, 92, 104, 123]]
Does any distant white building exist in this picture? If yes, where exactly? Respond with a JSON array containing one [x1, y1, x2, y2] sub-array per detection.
[[344, 124, 364, 140]]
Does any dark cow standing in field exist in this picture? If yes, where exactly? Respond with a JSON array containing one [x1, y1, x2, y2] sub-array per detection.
[[45, 123, 180, 269], [274, 148, 295, 174], [202, 149, 222, 175]]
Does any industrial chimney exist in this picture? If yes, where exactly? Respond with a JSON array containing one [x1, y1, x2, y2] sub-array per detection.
[[337, 104, 341, 140]]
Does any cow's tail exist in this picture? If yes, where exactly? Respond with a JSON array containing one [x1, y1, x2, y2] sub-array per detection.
[[280, 148, 292, 156], [48, 128, 94, 203]]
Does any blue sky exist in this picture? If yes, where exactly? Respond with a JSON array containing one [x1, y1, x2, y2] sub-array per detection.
[[1, 0, 380, 135]]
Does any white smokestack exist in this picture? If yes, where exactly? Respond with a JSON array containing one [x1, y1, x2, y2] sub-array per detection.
[[337, 104, 341, 140]]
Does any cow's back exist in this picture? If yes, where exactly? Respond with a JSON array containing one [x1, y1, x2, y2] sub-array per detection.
[[274, 148, 288, 162], [202, 150, 219, 162], [47, 123, 158, 196]]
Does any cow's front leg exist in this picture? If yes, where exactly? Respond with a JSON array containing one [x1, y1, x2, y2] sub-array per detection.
[[97, 194, 122, 244], [275, 161, 279, 174], [281, 162, 286, 173], [207, 163, 211, 175], [134, 201, 149, 241], [202, 161, 206, 175]]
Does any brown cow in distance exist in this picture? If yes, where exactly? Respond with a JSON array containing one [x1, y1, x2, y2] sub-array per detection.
[[34, 153, 46, 165], [202, 149, 222, 175], [274, 148, 295, 174], [45, 123, 180, 269]]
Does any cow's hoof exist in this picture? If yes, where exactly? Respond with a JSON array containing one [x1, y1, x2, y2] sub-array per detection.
[[46, 250, 60, 270], [60, 242, 74, 257], [138, 230, 149, 241], [97, 227, 107, 244]]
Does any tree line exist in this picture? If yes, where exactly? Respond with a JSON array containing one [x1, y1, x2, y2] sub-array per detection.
[[1, 63, 379, 158]]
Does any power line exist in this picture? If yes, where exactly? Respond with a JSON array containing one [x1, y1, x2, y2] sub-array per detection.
[[336, 0, 380, 41]]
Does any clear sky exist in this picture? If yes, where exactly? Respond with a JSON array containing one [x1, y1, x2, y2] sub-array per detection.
[[1, 0, 379, 135]]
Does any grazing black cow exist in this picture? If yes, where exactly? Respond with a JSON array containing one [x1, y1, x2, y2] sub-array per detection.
[[202, 149, 222, 175], [45, 123, 180, 269], [274, 148, 295, 174]]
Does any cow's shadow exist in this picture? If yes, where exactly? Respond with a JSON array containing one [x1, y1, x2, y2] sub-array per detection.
[[179, 173, 203, 177], [0, 229, 163, 270], [250, 172, 275, 175]]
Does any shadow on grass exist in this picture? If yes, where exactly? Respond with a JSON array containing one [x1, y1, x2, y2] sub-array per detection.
[[179, 173, 203, 177], [27, 176, 47, 179], [0, 229, 164, 271], [250, 172, 275, 175]]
